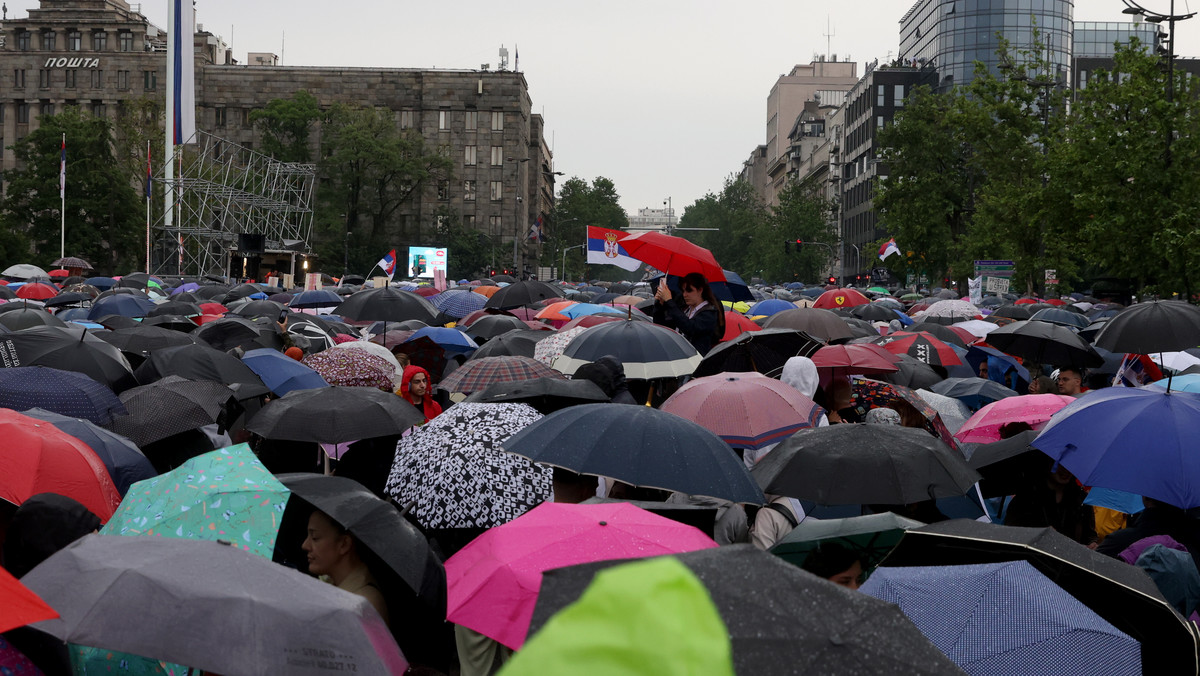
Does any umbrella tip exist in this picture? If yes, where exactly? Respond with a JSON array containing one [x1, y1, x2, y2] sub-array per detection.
[[599, 521, 608, 526]]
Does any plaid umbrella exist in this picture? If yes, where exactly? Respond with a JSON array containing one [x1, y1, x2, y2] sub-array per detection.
[[439, 356, 565, 394], [850, 377, 961, 453], [386, 402, 551, 529], [51, 257, 93, 270], [302, 348, 395, 391], [107, 375, 239, 448], [0, 366, 127, 425], [431, 289, 488, 318]]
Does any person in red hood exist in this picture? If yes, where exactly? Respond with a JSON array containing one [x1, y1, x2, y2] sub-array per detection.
[[397, 364, 442, 423]]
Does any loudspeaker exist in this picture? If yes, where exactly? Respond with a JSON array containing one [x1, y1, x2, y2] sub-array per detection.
[[238, 233, 265, 254]]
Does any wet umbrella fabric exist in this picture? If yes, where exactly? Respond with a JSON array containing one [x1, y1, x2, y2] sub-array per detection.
[[876, 354, 944, 390], [439, 355, 565, 394], [86, 293, 156, 319], [107, 376, 239, 448], [532, 326, 588, 367], [483, 281, 566, 309], [1030, 307, 1090, 330], [954, 394, 1075, 443], [462, 377, 610, 413], [0, 565, 58, 634], [616, 232, 723, 280], [192, 316, 284, 352], [134, 343, 269, 398], [0, 305, 67, 330], [525, 545, 967, 676], [334, 286, 440, 323], [24, 408, 155, 495], [762, 307, 854, 340], [861, 561, 1141, 676], [693, 328, 824, 378], [661, 371, 824, 449], [502, 403, 765, 504], [930, 377, 1019, 409], [0, 325, 136, 393], [985, 321, 1103, 369], [386, 402, 551, 529], [875, 332, 964, 366], [1, 264, 49, 280], [466, 316, 540, 342], [850, 378, 962, 452], [751, 424, 980, 506], [94, 324, 199, 356], [770, 512, 925, 570], [302, 348, 396, 391], [23, 535, 408, 675], [880, 520, 1197, 675], [813, 288, 871, 310], [553, 320, 702, 380], [14, 282, 60, 301], [0, 366, 126, 425], [287, 289, 343, 309], [241, 347, 329, 396], [247, 386, 424, 444], [1093, 300, 1200, 355], [431, 288, 489, 318]]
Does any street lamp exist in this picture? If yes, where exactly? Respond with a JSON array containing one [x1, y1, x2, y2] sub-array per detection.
[[662, 197, 674, 234], [562, 243, 585, 282]]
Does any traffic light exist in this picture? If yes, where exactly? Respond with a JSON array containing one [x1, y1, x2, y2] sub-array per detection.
[[795, 238, 803, 246], [827, 276, 837, 285]]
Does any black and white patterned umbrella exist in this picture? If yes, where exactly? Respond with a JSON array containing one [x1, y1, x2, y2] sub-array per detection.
[[386, 402, 551, 529]]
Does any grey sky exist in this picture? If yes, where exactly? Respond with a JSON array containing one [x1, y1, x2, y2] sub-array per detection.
[[6, 1, 1194, 215]]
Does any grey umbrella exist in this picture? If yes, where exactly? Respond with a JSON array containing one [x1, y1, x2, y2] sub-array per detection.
[[24, 534, 408, 675]]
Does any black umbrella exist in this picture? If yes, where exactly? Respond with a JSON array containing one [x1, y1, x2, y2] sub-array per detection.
[[880, 519, 1199, 675], [490, 274, 517, 284], [963, 430, 1044, 498], [991, 304, 1034, 320], [222, 282, 267, 304], [985, 320, 1103, 368], [762, 308, 854, 341], [246, 386, 424, 443], [528, 545, 966, 676], [1029, 307, 1090, 330], [334, 287, 440, 324], [94, 325, 199, 356], [0, 286, 15, 300], [841, 317, 881, 339], [463, 377, 610, 413], [875, 353, 944, 390], [0, 365, 127, 425], [93, 314, 141, 330], [464, 314, 530, 341], [230, 299, 287, 320], [466, 329, 551, 360], [41, 292, 93, 309], [930, 377, 1019, 406], [501, 403, 765, 504], [850, 303, 901, 323], [483, 281, 565, 310], [86, 293, 156, 319], [751, 424, 980, 506], [192, 316, 284, 352], [107, 375, 240, 447], [693, 328, 824, 378], [0, 325, 136, 392], [147, 300, 203, 317], [0, 305, 68, 330], [553, 319, 701, 380], [139, 314, 200, 333], [1093, 300, 1200, 355], [192, 284, 231, 300], [906, 322, 968, 348], [134, 343, 269, 398]]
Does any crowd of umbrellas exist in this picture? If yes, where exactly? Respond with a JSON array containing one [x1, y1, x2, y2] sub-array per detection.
[[3, 245, 1200, 675]]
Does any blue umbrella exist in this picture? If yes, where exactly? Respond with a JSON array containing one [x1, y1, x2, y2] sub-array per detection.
[[430, 289, 488, 318], [965, 345, 1030, 389], [557, 303, 626, 320], [54, 307, 92, 322], [800, 287, 824, 298], [663, 271, 753, 303], [86, 293, 156, 319], [406, 326, 478, 355], [241, 348, 330, 397], [170, 282, 200, 296], [84, 276, 117, 291], [1083, 487, 1146, 515], [1033, 387, 1200, 509], [747, 299, 795, 317], [1150, 373, 1200, 393], [0, 366, 127, 425], [23, 407, 156, 495], [862, 560, 1141, 676], [288, 289, 342, 309]]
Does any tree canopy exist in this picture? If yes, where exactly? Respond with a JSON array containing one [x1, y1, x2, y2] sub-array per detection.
[[546, 176, 631, 281]]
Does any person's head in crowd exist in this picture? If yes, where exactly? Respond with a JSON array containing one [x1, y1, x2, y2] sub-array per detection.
[[2, 493, 100, 578], [999, 421, 1033, 439], [1028, 375, 1056, 395], [801, 542, 864, 590], [284, 346, 304, 361], [1056, 367, 1085, 396]]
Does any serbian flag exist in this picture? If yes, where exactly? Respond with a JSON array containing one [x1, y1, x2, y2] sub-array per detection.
[[879, 238, 900, 261], [586, 226, 641, 271], [145, 141, 152, 198], [1114, 353, 1164, 387], [377, 249, 397, 279], [59, 135, 66, 199]]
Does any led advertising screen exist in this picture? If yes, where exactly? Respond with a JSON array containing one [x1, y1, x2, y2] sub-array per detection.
[[406, 247, 448, 279]]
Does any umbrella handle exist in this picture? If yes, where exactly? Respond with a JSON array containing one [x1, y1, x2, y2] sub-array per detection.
[[645, 382, 655, 407]]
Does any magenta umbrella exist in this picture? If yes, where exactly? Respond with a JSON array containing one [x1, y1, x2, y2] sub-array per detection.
[[444, 501, 717, 649], [954, 393, 1076, 443], [660, 371, 825, 449]]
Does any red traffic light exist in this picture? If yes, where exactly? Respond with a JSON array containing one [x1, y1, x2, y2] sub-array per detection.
[[827, 276, 837, 285], [795, 239, 803, 245]]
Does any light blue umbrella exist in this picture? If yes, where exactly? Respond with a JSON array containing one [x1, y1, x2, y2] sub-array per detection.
[[431, 288, 488, 318]]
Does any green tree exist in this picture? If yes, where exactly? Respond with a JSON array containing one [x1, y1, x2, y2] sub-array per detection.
[[0, 107, 143, 274], [764, 181, 837, 283], [548, 176, 630, 281], [250, 90, 321, 163], [682, 177, 767, 280]]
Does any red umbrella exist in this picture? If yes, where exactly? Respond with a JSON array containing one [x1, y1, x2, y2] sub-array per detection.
[[616, 231, 726, 281], [415, 287, 440, 297], [875, 331, 964, 366], [1014, 298, 1040, 305], [812, 344, 900, 377], [15, 282, 59, 300], [661, 371, 824, 449], [0, 408, 122, 521], [198, 302, 228, 315], [1044, 298, 1066, 306], [193, 313, 224, 326], [559, 314, 622, 331], [48, 268, 71, 279], [0, 564, 58, 633], [722, 310, 762, 342], [812, 287, 870, 309]]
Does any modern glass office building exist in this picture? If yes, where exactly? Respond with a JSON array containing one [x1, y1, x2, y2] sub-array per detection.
[[1074, 21, 1160, 58]]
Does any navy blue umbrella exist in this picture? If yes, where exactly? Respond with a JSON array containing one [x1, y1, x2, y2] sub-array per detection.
[[862, 560, 1141, 676], [86, 293, 156, 319], [23, 407, 156, 494], [287, 289, 343, 310], [501, 402, 765, 504], [83, 276, 117, 291], [241, 348, 329, 397], [0, 366, 127, 425]]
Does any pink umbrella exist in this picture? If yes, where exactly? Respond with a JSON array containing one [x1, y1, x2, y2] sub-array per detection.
[[661, 371, 824, 449], [954, 393, 1077, 443], [444, 501, 717, 649]]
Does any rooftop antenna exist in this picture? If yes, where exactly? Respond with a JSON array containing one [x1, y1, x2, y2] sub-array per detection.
[[281, 30, 285, 64], [498, 45, 509, 71], [824, 16, 835, 60]]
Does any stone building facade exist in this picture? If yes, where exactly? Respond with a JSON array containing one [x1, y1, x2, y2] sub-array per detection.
[[0, 0, 554, 277]]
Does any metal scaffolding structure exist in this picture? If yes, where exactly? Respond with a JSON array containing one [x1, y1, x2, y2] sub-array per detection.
[[151, 131, 316, 278]]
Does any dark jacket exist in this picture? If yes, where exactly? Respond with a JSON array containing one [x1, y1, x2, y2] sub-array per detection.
[[1004, 481, 1097, 546], [573, 355, 638, 405], [652, 300, 722, 355]]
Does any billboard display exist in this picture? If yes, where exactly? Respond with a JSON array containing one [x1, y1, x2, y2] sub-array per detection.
[[406, 247, 448, 279]]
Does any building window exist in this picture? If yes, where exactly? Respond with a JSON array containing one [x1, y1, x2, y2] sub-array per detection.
[[491, 146, 503, 165], [464, 214, 476, 229], [490, 180, 502, 201], [38, 70, 51, 89], [876, 84, 885, 106], [40, 102, 55, 118], [464, 145, 476, 166], [877, 116, 885, 128], [68, 30, 82, 51], [437, 180, 450, 201], [464, 180, 476, 201], [17, 103, 29, 123], [399, 109, 415, 128], [465, 110, 477, 130], [438, 110, 448, 130], [90, 69, 103, 88], [489, 215, 502, 233], [42, 31, 56, 50], [65, 70, 76, 88], [91, 101, 105, 117], [491, 111, 504, 131], [215, 108, 226, 126], [17, 31, 30, 51], [117, 70, 129, 90], [118, 31, 133, 52], [894, 84, 905, 106], [143, 70, 156, 91], [14, 69, 26, 89], [92, 31, 107, 51], [437, 144, 451, 158]]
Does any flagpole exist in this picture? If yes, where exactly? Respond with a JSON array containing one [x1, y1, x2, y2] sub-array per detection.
[[165, 0, 177, 273], [145, 139, 151, 273], [60, 133, 65, 260]]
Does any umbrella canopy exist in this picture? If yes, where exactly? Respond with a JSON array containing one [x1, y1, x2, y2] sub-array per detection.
[[1030, 307, 1090, 330], [405, 326, 478, 355], [247, 386, 424, 443], [0, 565, 58, 634], [23, 535, 408, 675], [502, 403, 765, 504], [812, 343, 900, 377], [813, 288, 871, 310], [1093, 300, 1200, 355], [876, 354, 945, 390], [1032, 386, 1200, 509], [86, 293, 156, 319], [905, 322, 972, 347], [334, 286, 440, 323], [914, 389, 972, 434], [467, 329, 550, 361], [747, 298, 796, 316], [192, 315, 285, 352], [721, 310, 762, 342], [763, 307, 854, 340], [429, 288, 489, 318], [661, 371, 825, 450], [930, 377, 1020, 409], [463, 313, 528, 341], [532, 326, 589, 366], [617, 232, 723, 280], [965, 430, 1047, 498], [0, 325, 136, 392], [228, 298, 286, 319], [0, 365, 127, 425], [0, 408, 122, 521], [94, 324, 199, 356], [694, 328, 824, 378], [302, 348, 396, 391], [287, 289, 343, 309], [954, 393, 1075, 443], [553, 319, 702, 379], [106, 375, 239, 449], [862, 560, 1141, 676], [912, 299, 980, 321], [134, 343, 269, 398], [851, 303, 904, 323], [985, 321, 1103, 369], [752, 424, 979, 505], [483, 281, 566, 310], [850, 378, 961, 451], [875, 332, 964, 366], [23, 408, 155, 495], [463, 377, 610, 413], [770, 512, 925, 570], [880, 519, 1198, 675], [14, 282, 59, 300], [445, 501, 718, 649], [438, 355, 566, 394], [523, 545, 966, 676], [0, 304, 67, 330], [2, 264, 49, 280], [386, 402, 552, 529], [241, 347, 329, 396]]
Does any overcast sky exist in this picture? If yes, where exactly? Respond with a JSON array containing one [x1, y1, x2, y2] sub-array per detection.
[[7, 0, 1196, 215]]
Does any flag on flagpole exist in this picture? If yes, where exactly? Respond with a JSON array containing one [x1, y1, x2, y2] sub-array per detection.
[[879, 238, 900, 261], [145, 141, 153, 198], [170, 0, 196, 145], [528, 215, 544, 243], [377, 249, 397, 280], [59, 135, 66, 199], [586, 226, 641, 271]]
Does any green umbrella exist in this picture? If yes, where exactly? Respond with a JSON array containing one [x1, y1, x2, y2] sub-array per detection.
[[900, 293, 925, 301], [500, 556, 734, 676], [867, 286, 890, 294], [770, 512, 924, 571]]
